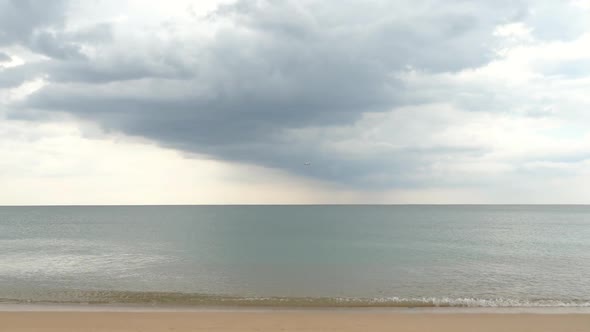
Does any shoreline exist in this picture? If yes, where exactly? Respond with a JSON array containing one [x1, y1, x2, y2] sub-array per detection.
[[1, 310, 589, 332], [3, 291, 589, 309], [2, 302, 590, 314]]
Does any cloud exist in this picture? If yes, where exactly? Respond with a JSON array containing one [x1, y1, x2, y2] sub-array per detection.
[[0, 51, 11, 62], [4, 0, 590, 195], [12, 0, 526, 183], [523, 1, 590, 41], [28, 30, 86, 60], [0, 64, 42, 88], [0, 0, 68, 46]]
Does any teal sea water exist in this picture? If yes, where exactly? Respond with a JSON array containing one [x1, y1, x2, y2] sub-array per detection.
[[1, 205, 589, 307]]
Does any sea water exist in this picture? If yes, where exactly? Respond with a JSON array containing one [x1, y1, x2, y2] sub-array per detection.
[[1, 205, 589, 307]]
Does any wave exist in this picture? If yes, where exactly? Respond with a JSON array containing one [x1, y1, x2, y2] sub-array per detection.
[[1, 290, 590, 308]]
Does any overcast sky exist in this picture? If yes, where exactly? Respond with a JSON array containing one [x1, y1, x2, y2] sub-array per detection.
[[1, 0, 590, 204]]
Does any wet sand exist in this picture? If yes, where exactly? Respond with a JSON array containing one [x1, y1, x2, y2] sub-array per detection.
[[1, 310, 589, 332]]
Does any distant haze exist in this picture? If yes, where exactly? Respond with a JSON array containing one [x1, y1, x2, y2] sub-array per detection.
[[1, 0, 590, 204]]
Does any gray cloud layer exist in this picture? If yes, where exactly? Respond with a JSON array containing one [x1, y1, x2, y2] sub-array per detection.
[[0, 51, 11, 62], [0, 0, 67, 45], [3, 0, 590, 188]]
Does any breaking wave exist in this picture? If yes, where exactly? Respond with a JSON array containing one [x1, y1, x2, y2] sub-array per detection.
[[2, 290, 589, 308]]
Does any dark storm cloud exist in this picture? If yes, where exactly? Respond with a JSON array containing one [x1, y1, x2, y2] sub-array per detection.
[[0, 0, 67, 46], [11, 0, 578, 186], [0, 63, 43, 88], [45, 59, 192, 83], [27, 23, 114, 61], [28, 31, 87, 60], [0, 0, 111, 61]]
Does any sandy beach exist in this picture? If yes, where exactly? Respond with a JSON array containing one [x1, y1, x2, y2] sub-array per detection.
[[1, 310, 589, 332]]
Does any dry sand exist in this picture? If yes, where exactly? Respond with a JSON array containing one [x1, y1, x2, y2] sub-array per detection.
[[1, 310, 589, 332]]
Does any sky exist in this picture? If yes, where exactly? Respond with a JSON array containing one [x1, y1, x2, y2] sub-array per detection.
[[2, 0, 590, 204]]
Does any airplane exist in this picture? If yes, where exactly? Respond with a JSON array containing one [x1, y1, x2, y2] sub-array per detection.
[[304, 162, 311, 166]]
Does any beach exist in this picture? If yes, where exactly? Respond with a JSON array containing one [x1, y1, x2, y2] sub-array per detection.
[[1, 310, 590, 332]]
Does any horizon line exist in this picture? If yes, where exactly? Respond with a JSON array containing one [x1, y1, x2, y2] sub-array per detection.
[[2, 204, 590, 207]]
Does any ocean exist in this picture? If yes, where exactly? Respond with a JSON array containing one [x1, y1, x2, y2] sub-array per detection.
[[1, 205, 589, 308]]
